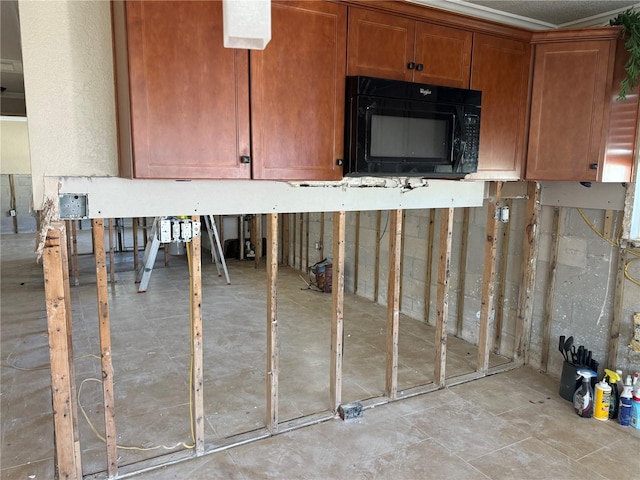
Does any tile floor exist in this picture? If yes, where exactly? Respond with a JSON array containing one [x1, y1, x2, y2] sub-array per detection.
[[1, 230, 639, 479]]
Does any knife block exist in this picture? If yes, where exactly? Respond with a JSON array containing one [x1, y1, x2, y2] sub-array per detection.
[[559, 361, 597, 402], [559, 361, 580, 401]]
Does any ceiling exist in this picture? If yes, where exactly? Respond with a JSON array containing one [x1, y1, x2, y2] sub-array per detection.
[[413, 0, 640, 29], [1, 0, 639, 117]]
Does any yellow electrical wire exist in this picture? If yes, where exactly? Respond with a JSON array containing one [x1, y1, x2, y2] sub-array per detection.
[[576, 208, 640, 286], [77, 230, 198, 451], [4, 352, 100, 372], [4, 350, 50, 371], [625, 257, 640, 286], [78, 378, 194, 451]]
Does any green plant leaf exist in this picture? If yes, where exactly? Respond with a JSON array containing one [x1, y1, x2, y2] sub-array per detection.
[[612, 8, 640, 100]]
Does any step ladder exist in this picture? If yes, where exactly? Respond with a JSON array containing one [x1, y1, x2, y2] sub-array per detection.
[[135, 215, 229, 293], [135, 217, 162, 293], [204, 215, 231, 285]]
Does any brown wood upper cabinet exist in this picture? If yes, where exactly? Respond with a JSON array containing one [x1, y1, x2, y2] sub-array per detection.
[[468, 33, 530, 180], [347, 7, 472, 88], [113, 0, 346, 181], [526, 28, 638, 182], [251, 1, 346, 180], [114, 0, 251, 179]]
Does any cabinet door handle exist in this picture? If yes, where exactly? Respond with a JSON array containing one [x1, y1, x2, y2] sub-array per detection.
[[240, 155, 251, 164], [336, 159, 344, 166], [416, 63, 424, 71], [407, 62, 415, 70], [589, 163, 598, 170]]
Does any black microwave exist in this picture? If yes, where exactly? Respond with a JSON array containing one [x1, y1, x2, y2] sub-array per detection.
[[344, 76, 482, 178]]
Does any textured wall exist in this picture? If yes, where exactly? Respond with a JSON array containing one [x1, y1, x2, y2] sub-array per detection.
[[531, 206, 640, 378], [286, 203, 527, 360], [285, 203, 640, 377], [18, 0, 118, 209], [0, 119, 31, 174], [0, 174, 37, 233]]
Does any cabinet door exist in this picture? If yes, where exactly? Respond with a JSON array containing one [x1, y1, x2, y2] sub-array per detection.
[[414, 23, 471, 88], [526, 40, 613, 181], [469, 33, 530, 179], [124, 1, 250, 179], [347, 8, 415, 81], [251, 1, 347, 180]]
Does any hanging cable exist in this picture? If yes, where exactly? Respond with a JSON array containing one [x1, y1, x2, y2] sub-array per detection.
[[576, 208, 640, 284], [77, 378, 195, 451]]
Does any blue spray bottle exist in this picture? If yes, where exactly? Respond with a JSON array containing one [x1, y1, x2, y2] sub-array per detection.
[[573, 369, 597, 418]]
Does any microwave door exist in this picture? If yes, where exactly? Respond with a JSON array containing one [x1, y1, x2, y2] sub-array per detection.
[[363, 100, 455, 174]]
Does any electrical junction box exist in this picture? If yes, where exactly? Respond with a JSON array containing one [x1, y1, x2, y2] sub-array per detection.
[[59, 194, 88, 219], [338, 402, 363, 421]]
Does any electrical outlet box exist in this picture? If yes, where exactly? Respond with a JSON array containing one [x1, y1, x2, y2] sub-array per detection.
[[59, 194, 88, 219]]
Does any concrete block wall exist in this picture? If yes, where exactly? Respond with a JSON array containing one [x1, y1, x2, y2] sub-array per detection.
[[286, 201, 529, 361], [530, 206, 640, 379], [0, 174, 37, 234]]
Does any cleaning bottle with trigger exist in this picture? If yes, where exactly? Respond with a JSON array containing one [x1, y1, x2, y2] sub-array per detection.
[[619, 375, 633, 426], [603, 369, 621, 420], [594, 374, 612, 421], [574, 369, 596, 418]]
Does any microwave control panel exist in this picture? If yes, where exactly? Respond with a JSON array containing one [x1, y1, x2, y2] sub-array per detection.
[[463, 114, 480, 166]]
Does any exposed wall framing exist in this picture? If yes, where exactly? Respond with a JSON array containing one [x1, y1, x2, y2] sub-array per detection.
[[44, 181, 540, 478], [43, 222, 83, 479], [108, 219, 115, 284], [424, 209, 436, 324], [374, 210, 382, 303], [608, 246, 627, 368], [282, 213, 290, 266], [515, 182, 542, 362], [456, 208, 470, 336], [493, 199, 512, 354], [189, 215, 205, 453], [132, 217, 139, 271], [385, 210, 403, 399], [266, 213, 279, 431], [353, 211, 361, 294], [92, 219, 118, 476], [330, 211, 346, 410], [540, 207, 561, 372], [477, 182, 502, 373], [319, 212, 325, 262], [434, 208, 454, 386]]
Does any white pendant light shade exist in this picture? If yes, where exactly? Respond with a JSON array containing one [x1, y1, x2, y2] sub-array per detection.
[[223, 0, 271, 50]]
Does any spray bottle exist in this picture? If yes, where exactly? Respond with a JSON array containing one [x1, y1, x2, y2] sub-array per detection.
[[631, 384, 640, 429], [574, 369, 597, 418], [603, 369, 621, 420], [619, 375, 633, 426], [594, 375, 612, 421]]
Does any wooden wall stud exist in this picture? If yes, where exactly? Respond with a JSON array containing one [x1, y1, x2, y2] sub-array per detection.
[[266, 213, 279, 431], [385, 210, 402, 399], [514, 182, 542, 362], [330, 211, 345, 411], [92, 219, 118, 475], [456, 208, 470, 336], [477, 182, 502, 374], [44, 222, 83, 480], [190, 216, 205, 454], [540, 207, 561, 372], [434, 208, 454, 386]]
